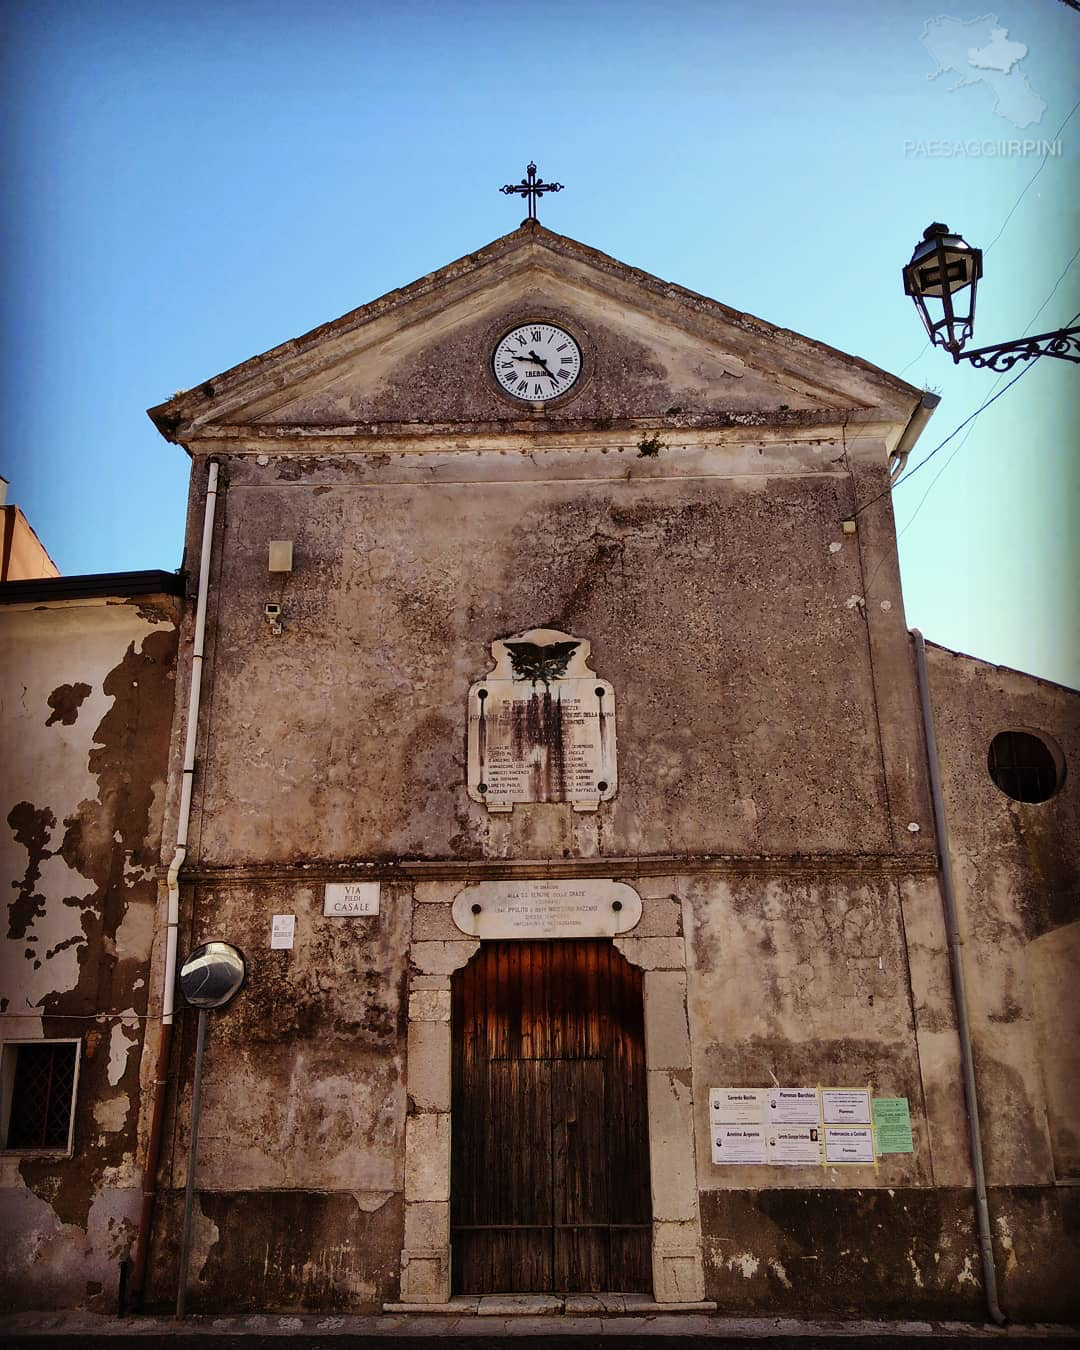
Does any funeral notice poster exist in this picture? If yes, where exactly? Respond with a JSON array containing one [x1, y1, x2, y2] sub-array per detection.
[[712, 1125, 768, 1165], [767, 1087, 820, 1123], [709, 1088, 766, 1125], [825, 1127, 875, 1164], [766, 1125, 823, 1165], [821, 1088, 872, 1124]]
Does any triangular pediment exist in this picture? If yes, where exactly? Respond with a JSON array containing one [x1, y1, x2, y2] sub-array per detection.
[[149, 222, 921, 443]]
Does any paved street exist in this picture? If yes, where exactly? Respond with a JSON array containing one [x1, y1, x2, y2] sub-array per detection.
[[2, 1313, 1078, 1350]]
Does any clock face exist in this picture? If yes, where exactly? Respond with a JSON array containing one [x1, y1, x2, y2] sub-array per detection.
[[493, 322, 582, 403]]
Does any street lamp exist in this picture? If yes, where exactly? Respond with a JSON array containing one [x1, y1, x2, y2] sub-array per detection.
[[903, 222, 1080, 371], [175, 941, 246, 1318]]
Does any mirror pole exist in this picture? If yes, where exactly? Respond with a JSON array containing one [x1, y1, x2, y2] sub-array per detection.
[[176, 1006, 209, 1318]]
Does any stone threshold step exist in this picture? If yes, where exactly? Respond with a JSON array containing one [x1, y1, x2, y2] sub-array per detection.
[[384, 1294, 718, 1316]]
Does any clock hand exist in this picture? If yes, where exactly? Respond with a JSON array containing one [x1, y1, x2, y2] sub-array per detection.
[[527, 349, 556, 376]]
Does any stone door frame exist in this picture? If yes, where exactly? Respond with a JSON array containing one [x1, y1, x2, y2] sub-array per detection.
[[398, 897, 706, 1306]]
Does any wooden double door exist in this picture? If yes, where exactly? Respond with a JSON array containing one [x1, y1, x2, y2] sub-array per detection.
[[450, 940, 652, 1294]]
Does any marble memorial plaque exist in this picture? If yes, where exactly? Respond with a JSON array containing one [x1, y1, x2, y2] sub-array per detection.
[[467, 628, 616, 814], [452, 878, 641, 939]]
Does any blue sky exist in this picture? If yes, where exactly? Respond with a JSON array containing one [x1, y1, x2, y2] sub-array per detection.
[[2, 0, 1078, 686]]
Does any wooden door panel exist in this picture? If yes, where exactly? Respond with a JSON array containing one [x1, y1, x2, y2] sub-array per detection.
[[451, 940, 651, 1295], [553, 1059, 608, 1292]]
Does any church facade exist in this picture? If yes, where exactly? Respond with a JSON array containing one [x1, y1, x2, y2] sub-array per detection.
[[2, 220, 1077, 1321]]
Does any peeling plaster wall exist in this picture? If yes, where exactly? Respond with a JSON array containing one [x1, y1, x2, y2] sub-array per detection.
[[0, 596, 179, 1312]]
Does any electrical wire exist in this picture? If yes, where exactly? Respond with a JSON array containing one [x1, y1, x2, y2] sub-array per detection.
[[894, 290, 1080, 540], [854, 359, 1038, 518], [857, 300, 1080, 600], [891, 98, 1079, 380], [982, 97, 1080, 255]]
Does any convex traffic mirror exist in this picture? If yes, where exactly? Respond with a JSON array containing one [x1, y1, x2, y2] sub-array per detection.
[[178, 941, 246, 1009]]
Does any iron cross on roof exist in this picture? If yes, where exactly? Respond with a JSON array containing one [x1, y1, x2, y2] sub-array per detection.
[[500, 162, 564, 221]]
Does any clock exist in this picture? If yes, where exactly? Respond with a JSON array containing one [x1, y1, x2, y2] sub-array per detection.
[[492, 321, 582, 403]]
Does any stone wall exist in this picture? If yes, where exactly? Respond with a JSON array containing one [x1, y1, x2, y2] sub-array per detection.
[[174, 439, 929, 869]]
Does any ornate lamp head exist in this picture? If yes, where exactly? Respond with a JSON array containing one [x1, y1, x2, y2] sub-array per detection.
[[903, 222, 983, 358]]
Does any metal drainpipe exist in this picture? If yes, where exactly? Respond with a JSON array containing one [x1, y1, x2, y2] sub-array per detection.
[[130, 460, 220, 1308], [911, 628, 1006, 1326], [888, 391, 942, 485]]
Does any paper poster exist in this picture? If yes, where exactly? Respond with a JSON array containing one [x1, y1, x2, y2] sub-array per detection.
[[270, 914, 296, 949], [711, 1125, 768, 1164], [767, 1125, 823, 1165], [709, 1088, 766, 1124], [825, 1127, 875, 1164], [873, 1097, 914, 1154], [821, 1088, 871, 1124], [767, 1087, 820, 1124]]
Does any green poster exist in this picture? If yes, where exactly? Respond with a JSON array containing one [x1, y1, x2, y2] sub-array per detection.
[[873, 1097, 914, 1154]]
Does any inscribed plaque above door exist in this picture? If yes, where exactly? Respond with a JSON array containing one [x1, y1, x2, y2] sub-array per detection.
[[467, 628, 617, 813]]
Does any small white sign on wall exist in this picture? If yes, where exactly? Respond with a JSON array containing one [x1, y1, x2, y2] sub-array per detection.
[[323, 882, 380, 917], [270, 914, 295, 949]]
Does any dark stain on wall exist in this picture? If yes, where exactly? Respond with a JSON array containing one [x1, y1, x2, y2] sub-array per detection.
[[5, 801, 55, 944], [45, 682, 92, 726], [702, 1187, 982, 1318], [145, 1189, 402, 1312]]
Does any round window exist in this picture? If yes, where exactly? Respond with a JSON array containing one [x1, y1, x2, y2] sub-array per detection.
[[987, 730, 1063, 803]]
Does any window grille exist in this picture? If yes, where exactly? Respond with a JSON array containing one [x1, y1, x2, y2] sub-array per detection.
[[1, 1041, 79, 1151], [987, 731, 1061, 804]]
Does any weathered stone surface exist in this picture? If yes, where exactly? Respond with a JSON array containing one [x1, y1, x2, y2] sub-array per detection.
[[406, 1020, 450, 1112], [402, 1201, 449, 1251], [632, 892, 683, 937], [409, 941, 479, 976], [643, 970, 691, 1071], [409, 974, 452, 993], [398, 1248, 449, 1304], [408, 989, 451, 1023], [646, 1070, 699, 1223], [616, 936, 686, 971], [409, 905, 460, 942], [404, 1114, 450, 1203], [476, 1293, 563, 1315]]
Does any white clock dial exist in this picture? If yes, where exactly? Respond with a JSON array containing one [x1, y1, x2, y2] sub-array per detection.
[[493, 322, 582, 403]]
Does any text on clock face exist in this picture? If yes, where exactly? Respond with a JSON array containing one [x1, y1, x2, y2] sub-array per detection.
[[493, 323, 582, 401]]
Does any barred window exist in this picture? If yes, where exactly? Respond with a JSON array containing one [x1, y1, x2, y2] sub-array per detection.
[[0, 1040, 80, 1152], [988, 731, 1063, 804]]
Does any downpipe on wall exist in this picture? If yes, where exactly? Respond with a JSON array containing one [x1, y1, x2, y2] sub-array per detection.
[[888, 391, 941, 484], [911, 628, 1006, 1326], [130, 460, 220, 1308]]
